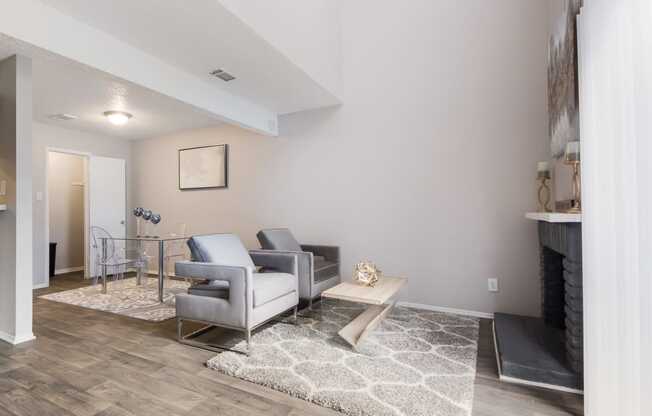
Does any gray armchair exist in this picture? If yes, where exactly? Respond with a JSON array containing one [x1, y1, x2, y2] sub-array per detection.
[[174, 233, 299, 355], [256, 228, 341, 307]]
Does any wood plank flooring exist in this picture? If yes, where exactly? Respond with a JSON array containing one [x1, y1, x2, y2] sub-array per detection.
[[0, 273, 583, 416]]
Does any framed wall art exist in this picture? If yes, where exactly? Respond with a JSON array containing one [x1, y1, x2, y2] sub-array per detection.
[[178, 144, 228, 190]]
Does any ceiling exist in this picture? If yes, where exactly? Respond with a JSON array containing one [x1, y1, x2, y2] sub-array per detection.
[[37, 0, 340, 115], [0, 34, 221, 140]]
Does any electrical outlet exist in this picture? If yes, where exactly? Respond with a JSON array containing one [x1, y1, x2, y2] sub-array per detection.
[[488, 278, 499, 292]]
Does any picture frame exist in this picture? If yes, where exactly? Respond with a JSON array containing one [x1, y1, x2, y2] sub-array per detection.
[[178, 144, 228, 190]]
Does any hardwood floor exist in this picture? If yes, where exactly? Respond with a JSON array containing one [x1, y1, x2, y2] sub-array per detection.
[[0, 273, 583, 416]]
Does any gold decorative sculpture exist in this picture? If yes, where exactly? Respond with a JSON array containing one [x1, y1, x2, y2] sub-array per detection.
[[354, 262, 382, 287]]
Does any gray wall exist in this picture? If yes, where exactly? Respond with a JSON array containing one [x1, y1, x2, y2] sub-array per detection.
[[48, 151, 85, 272], [32, 122, 133, 287], [0, 55, 33, 343], [132, 0, 550, 316]]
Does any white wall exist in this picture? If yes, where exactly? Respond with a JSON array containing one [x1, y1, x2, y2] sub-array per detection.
[[48, 152, 85, 272], [133, 0, 549, 317], [32, 122, 132, 287], [579, 1, 652, 414], [218, 0, 342, 98], [0, 55, 34, 345]]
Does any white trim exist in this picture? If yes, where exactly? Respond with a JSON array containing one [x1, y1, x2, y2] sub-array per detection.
[[0, 330, 35, 345], [491, 320, 583, 395], [525, 212, 582, 223], [146, 269, 180, 278], [33, 282, 49, 289], [54, 266, 84, 275], [397, 301, 494, 319]]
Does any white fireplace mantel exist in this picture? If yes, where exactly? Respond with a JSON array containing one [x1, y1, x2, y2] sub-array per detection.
[[525, 212, 582, 223]]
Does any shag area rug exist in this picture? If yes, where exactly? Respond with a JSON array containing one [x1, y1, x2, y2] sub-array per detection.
[[207, 299, 479, 416], [39, 277, 189, 322]]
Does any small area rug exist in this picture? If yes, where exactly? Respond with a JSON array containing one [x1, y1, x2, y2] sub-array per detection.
[[39, 277, 189, 322], [206, 299, 479, 416]]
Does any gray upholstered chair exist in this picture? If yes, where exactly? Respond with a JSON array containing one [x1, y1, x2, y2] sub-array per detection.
[[256, 228, 340, 307], [174, 233, 299, 355]]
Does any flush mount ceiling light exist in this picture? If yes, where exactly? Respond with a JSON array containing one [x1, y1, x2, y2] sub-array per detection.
[[103, 110, 133, 126]]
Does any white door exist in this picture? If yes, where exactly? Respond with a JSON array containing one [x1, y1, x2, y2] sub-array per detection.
[[89, 156, 126, 277]]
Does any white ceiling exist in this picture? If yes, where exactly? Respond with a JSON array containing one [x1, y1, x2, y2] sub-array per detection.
[[37, 0, 340, 115], [0, 34, 221, 140]]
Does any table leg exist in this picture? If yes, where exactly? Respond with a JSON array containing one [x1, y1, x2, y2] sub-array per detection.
[[158, 240, 164, 302], [136, 240, 143, 286], [338, 299, 397, 349], [101, 238, 108, 294]]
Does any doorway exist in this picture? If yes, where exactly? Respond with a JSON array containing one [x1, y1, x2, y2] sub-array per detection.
[[46, 150, 89, 282], [45, 151, 128, 286]]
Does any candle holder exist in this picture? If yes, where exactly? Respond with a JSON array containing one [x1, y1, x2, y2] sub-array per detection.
[[537, 170, 552, 213], [565, 160, 581, 213], [564, 141, 581, 214], [132, 208, 162, 238], [150, 214, 161, 239], [133, 207, 144, 237]]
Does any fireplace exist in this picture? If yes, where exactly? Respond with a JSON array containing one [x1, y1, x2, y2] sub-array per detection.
[[494, 213, 583, 392]]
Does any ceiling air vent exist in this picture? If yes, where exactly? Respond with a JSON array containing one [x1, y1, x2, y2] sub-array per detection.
[[48, 113, 78, 121], [210, 69, 236, 82]]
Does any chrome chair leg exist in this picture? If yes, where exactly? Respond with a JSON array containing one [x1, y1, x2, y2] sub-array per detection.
[[176, 318, 250, 356]]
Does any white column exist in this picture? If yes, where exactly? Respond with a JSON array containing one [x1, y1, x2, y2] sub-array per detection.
[[0, 55, 34, 345], [579, 1, 652, 415]]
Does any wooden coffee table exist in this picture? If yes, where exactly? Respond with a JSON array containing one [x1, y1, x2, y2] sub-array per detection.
[[321, 277, 406, 349]]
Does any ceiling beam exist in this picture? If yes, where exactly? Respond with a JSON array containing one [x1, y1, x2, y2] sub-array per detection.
[[0, 0, 278, 136]]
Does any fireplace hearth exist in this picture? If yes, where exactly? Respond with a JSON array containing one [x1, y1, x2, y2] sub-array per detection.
[[494, 213, 583, 392]]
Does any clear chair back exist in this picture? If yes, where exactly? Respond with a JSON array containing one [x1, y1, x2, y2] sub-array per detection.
[[90, 226, 116, 260]]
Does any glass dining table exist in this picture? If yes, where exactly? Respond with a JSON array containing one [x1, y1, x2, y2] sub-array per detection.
[[99, 236, 188, 302]]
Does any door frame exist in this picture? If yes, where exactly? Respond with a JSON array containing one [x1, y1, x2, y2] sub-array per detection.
[[44, 147, 91, 287]]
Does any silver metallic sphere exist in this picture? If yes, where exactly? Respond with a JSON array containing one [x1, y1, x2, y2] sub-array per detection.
[[142, 210, 152, 221], [150, 214, 161, 225], [133, 207, 144, 217]]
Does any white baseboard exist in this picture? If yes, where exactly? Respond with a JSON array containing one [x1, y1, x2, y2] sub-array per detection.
[[0, 330, 35, 345], [146, 269, 179, 277], [55, 266, 84, 275], [33, 282, 49, 289], [397, 301, 494, 319]]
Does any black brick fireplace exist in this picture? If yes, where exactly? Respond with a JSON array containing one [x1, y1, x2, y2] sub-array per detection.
[[494, 216, 583, 392]]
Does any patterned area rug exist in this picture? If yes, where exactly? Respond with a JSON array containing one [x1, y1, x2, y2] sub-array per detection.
[[39, 278, 190, 321], [207, 300, 479, 416]]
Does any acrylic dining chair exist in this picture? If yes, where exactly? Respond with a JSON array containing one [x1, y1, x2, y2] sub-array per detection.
[[90, 226, 147, 288]]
